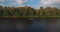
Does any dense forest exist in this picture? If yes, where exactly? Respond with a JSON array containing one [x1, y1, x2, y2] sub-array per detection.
[[0, 6, 60, 17]]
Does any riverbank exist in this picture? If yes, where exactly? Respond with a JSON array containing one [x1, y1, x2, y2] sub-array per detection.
[[0, 16, 60, 18], [0, 16, 60, 20]]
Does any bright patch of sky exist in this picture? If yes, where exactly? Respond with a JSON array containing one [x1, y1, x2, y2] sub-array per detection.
[[0, 0, 60, 9]]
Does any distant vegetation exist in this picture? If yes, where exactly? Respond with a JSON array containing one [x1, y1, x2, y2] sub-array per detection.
[[0, 6, 60, 17]]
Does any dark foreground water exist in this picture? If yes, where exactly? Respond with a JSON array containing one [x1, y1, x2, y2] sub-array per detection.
[[0, 18, 60, 32]]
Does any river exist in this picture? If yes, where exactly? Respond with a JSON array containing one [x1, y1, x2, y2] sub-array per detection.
[[0, 18, 60, 32]]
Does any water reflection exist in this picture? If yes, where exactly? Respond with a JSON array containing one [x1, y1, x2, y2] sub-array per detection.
[[0, 18, 60, 32]]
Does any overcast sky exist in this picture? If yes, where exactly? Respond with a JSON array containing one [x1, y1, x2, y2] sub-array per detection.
[[0, 0, 60, 8]]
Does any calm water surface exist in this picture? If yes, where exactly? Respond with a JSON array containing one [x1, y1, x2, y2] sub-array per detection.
[[0, 18, 60, 32]]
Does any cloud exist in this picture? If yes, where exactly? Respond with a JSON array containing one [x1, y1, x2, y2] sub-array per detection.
[[30, 0, 34, 2], [7, 0, 28, 5], [0, 0, 60, 8], [0, 0, 28, 6], [0, 0, 4, 2], [16, 0, 27, 4], [0, 0, 4, 3], [0, 0, 4, 6], [40, 0, 60, 7]]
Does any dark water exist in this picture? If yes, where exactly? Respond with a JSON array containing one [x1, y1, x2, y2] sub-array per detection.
[[0, 18, 60, 32]]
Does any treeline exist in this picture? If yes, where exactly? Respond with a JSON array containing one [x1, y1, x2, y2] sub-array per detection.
[[0, 6, 60, 16]]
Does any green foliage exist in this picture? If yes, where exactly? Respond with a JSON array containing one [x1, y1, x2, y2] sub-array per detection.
[[0, 6, 60, 16]]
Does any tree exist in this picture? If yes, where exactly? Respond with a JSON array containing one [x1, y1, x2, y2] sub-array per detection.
[[35, 9, 40, 16], [2, 7, 9, 16], [57, 9, 60, 16], [0, 6, 60, 17], [51, 7, 58, 16], [39, 7, 45, 16], [45, 7, 52, 16]]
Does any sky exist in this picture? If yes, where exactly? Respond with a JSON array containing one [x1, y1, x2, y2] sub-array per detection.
[[0, 0, 60, 9]]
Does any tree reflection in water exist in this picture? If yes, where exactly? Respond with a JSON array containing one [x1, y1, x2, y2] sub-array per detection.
[[0, 18, 60, 32]]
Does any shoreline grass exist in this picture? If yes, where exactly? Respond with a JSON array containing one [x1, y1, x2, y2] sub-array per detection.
[[0, 16, 60, 18]]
